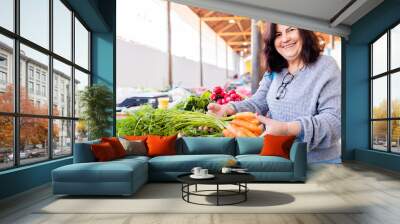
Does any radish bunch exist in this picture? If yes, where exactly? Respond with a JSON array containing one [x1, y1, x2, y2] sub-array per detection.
[[210, 86, 242, 105]]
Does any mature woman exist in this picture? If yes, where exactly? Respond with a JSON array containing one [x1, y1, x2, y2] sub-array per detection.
[[208, 24, 341, 163]]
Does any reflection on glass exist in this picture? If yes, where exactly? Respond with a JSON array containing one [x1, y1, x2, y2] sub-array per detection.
[[75, 18, 89, 70], [372, 77, 387, 119], [53, 59, 72, 117], [20, 117, 49, 165], [372, 121, 388, 151], [391, 120, 400, 153], [75, 120, 88, 143], [372, 33, 387, 76], [20, 44, 49, 115], [0, 0, 14, 31], [391, 72, 400, 118], [53, 0, 72, 60], [74, 69, 89, 118], [53, 119, 72, 158], [391, 24, 400, 70], [0, 34, 14, 112], [20, 0, 49, 49], [0, 116, 13, 170]]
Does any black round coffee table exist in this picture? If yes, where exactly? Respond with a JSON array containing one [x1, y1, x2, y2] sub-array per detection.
[[177, 173, 255, 206]]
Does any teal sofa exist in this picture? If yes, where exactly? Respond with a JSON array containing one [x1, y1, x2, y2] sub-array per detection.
[[52, 137, 307, 196]]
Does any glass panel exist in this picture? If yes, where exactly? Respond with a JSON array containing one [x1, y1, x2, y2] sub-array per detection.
[[75, 120, 88, 143], [391, 24, 400, 70], [0, 116, 13, 170], [0, 0, 14, 31], [391, 72, 400, 118], [53, 119, 72, 158], [53, 0, 72, 60], [20, 0, 49, 49], [372, 77, 387, 119], [0, 34, 14, 112], [74, 18, 89, 70], [372, 33, 387, 76], [74, 69, 89, 118], [372, 121, 388, 151], [20, 117, 49, 165], [20, 44, 49, 115], [53, 59, 72, 117], [391, 120, 400, 153]]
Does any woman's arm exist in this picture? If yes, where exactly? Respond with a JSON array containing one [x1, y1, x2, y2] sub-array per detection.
[[296, 60, 341, 151], [230, 72, 274, 115]]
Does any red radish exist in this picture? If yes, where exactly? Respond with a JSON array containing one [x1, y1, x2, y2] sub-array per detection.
[[221, 99, 226, 104], [225, 96, 231, 102], [211, 93, 217, 100], [217, 99, 223, 104]]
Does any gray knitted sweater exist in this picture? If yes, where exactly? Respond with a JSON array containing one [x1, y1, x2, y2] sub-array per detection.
[[232, 55, 341, 163]]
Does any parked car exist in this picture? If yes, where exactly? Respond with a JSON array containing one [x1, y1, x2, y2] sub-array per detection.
[[117, 92, 169, 111]]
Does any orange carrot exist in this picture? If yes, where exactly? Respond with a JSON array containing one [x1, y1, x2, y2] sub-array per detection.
[[233, 112, 256, 120], [252, 125, 264, 136], [222, 129, 235, 137], [236, 126, 257, 137], [231, 119, 262, 133], [235, 117, 260, 125], [226, 124, 246, 137]]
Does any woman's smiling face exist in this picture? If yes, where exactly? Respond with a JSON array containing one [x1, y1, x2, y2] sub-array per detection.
[[274, 25, 303, 62]]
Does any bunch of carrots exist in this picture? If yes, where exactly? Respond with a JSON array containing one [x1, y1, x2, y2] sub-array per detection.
[[222, 112, 263, 137]]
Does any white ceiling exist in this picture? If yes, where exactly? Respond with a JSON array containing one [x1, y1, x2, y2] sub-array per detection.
[[170, 0, 384, 37]]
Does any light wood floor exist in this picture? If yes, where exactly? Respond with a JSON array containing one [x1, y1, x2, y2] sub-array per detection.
[[1, 162, 400, 224]]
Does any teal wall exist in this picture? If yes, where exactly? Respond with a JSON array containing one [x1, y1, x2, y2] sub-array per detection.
[[0, 0, 116, 200], [344, 0, 400, 171], [0, 158, 72, 199]]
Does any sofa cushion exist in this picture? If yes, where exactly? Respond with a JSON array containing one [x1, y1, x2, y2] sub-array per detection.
[[119, 138, 148, 156], [53, 159, 147, 183], [148, 154, 235, 172], [178, 137, 235, 155], [236, 155, 293, 172], [91, 142, 118, 161], [236, 137, 263, 155], [101, 137, 127, 158], [147, 135, 177, 157], [260, 135, 296, 159]]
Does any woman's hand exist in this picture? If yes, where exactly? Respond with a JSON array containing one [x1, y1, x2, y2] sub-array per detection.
[[207, 103, 236, 118], [256, 114, 301, 136]]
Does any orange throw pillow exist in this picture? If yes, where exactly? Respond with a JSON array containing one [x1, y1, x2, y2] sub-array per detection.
[[260, 134, 296, 159], [146, 135, 177, 157], [124, 136, 148, 142], [101, 137, 127, 158], [91, 142, 117, 161]]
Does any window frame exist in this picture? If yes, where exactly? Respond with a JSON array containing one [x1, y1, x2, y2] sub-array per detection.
[[370, 20, 400, 154], [0, 0, 92, 171]]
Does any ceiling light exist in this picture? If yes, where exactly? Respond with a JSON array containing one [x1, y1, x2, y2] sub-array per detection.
[[244, 48, 248, 52], [242, 42, 248, 46], [228, 19, 235, 24]]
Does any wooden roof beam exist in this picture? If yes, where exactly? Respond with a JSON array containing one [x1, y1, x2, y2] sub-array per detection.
[[201, 10, 215, 18], [218, 31, 251, 36], [228, 41, 250, 45], [201, 16, 248, 22]]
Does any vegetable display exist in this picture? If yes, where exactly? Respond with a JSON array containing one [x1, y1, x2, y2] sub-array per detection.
[[222, 112, 263, 137], [211, 86, 242, 105], [174, 91, 211, 112], [117, 105, 225, 137]]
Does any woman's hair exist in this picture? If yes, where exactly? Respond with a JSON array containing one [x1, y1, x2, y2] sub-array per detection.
[[264, 23, 324, 73]]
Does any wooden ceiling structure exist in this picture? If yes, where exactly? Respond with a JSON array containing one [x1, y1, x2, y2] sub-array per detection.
[[189, 7, 341, 58], [190, 7, 252, 56]]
